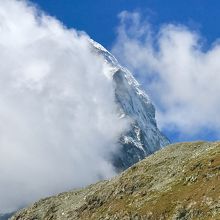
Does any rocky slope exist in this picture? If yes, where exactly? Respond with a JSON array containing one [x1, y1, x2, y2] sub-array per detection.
[[10, 141, 220, 220], [91, 40, 169, 170]]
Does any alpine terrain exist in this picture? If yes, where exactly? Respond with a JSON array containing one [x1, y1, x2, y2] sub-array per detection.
[[90, 40, 169, 170], [10, 141, 220, 220], [1, 40, 169, 220]]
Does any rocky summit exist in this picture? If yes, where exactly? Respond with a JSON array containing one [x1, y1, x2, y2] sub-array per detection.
[[10, 141, 220, 220], [91, 40, 169, 171]]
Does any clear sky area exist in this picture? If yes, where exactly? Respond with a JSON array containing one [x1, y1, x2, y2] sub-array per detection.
[[32, 0, 220, 48]]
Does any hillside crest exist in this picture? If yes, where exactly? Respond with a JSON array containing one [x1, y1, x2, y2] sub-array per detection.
[[11, 141, 220, 220]]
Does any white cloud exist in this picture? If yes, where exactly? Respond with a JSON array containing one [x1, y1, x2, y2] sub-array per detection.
[[0, 0, 129, 212], [112, 11, 220, 139]]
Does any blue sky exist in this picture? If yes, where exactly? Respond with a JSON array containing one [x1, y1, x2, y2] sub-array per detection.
[[31, 0, 220, 142], [32, 0, 220, 49]]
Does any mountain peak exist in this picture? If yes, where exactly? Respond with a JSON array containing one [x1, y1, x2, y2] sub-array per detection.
[[89, 39, 169, 170]]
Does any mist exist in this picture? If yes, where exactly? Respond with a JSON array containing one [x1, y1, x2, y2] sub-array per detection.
[[0, 0, 129, 212]]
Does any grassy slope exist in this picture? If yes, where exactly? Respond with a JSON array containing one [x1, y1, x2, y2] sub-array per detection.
[[11, 142, 220, 220]]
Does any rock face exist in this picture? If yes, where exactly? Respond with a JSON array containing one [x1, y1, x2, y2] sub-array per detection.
[[11, 141, 220, 220], [91, 40, 169, 170]]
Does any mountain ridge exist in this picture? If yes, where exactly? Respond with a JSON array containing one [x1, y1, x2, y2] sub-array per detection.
[[10, 141, 220, 220], [90, 40, 170, 170]]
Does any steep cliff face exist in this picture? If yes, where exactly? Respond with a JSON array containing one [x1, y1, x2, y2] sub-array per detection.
[[10, 141, 220, 220], [91, 40, 169, 170]]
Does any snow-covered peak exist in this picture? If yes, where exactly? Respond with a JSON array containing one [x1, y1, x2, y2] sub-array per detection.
[[90, 39, 170, 170]]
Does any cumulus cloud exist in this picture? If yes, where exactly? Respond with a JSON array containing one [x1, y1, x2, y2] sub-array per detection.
[[112, 11, 220, 139], [0, 0, 129, 212]]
